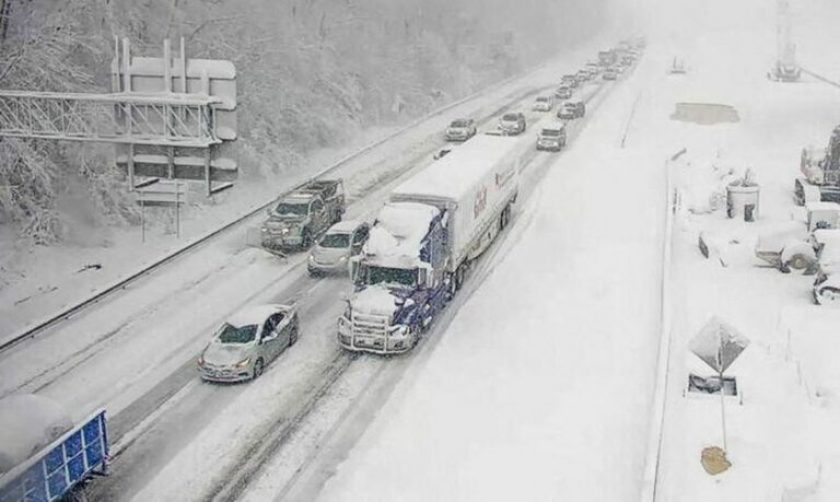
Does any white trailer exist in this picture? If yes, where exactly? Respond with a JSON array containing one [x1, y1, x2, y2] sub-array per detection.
[[389, 134, 521, 288]]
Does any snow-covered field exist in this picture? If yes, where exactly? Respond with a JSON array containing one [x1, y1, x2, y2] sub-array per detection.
[[644, 0, 840, 500]]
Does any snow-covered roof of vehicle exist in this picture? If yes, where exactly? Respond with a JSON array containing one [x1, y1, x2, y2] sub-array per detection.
[[326, 220, 363, 234], [226, 304, 291, 327], [806, 201, 840, 212], [813, 229, 840, 245], [542, 122, 566, 131], [392, 134, 519, 203], [280, 192, 315, 203], [364, 202, 440, 268]]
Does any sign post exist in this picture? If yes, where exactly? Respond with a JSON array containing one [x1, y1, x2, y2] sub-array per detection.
[[689, 317, 750, 457]]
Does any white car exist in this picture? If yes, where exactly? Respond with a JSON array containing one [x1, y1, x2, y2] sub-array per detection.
[[445, 118, 477, 141], [498, 112, 526, 135], [198, 304, 299, 382], [532, 96, 554, 112]]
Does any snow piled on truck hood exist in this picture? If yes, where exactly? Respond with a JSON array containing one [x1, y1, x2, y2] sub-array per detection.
[[363, 202, 438, 268], [350, 285, 399, 318]]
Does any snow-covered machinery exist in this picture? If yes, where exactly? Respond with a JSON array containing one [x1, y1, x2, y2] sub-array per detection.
[[795, 125, 840, 206], [769, 0, 801, 82], [338, 134, 521, 354], [0, 394, 108, 501]]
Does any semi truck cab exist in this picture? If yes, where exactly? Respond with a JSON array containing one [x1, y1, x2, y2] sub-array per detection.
[[338, 202, 449, 354]]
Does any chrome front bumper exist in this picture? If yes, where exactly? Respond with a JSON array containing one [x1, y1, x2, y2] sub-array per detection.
[[337, 315, 414, 354]]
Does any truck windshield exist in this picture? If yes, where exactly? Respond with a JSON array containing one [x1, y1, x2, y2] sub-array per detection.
[[366, 266, 417, 287], [217, 323, 257, 344], [274, 203, 308, 216], [541, 129, 563, 136], [320, 233, 350, 248]]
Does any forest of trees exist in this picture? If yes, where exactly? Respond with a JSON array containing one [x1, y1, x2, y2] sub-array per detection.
[[0, 0, 608, 244]]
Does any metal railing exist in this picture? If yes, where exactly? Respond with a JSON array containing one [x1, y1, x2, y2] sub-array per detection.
[[0, 90, 220, 147]]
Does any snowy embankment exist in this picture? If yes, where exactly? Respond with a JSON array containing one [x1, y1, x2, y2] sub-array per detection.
[[650, 0, 840, 499], [313, 50, 670, 501]]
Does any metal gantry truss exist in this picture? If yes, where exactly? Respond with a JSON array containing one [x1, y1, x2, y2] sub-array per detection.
[[0, 90, 221, 148]]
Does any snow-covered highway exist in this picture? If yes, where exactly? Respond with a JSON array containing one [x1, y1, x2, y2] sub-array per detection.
[[1, 43, 627, 500]]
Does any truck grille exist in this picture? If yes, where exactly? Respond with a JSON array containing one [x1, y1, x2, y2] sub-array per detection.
[[350, 312, 390, 337]]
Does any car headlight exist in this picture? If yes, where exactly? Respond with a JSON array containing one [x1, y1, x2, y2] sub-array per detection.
[[235, 358, 250, 368], [281, 227, 291, 235], [197, 355, 205, 366], [339, 255, 347, 262]]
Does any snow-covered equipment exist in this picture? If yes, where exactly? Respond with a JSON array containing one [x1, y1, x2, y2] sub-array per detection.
[[768, 0, 801, 82], [754, 220, 814, 272], [725, 169, 760, 221], [338, 134, 521, 354], [805, 201, 840, 232], [796, 125, 840, 206], [0, 394, 108, 501], [669, 57, 686, 75]]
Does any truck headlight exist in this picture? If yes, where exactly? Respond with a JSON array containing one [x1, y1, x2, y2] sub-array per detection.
[[344, 303, 352, 319], [281, 227, 290, 235]]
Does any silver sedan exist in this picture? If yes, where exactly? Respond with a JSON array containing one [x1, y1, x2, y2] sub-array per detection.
[[198, 304, 299, 382], [307, 220, 370, 276]]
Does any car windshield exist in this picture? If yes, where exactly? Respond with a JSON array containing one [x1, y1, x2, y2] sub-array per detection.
[[217, 323, 258, 344], [536, 97, 549, 102], [274, 203, 308, 216], [366, 266, 417, 287], [502, 114, 519, 121], [320, 232, 351, 248], [450, 119, 469, 127], [541, 129, 563, 137]]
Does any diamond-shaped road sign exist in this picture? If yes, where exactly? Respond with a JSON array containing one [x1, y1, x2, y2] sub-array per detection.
[[689, 317, 750, 374]]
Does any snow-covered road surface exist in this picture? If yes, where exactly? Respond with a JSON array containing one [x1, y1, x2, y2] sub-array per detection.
[[278, 50, 671, 501], [0, 45, 608, 500]]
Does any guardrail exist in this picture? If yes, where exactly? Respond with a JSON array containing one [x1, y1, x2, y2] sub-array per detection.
[[639, 147, 684, 502], [0, 56, 561, 354]]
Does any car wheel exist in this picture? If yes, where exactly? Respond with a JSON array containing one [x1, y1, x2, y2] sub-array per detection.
[[289, 326, 299, 347], [301, 229, 312, 249], [252, 358, 264, 380]]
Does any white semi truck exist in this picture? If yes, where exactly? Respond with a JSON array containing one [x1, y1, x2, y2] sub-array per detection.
[[338, 134, 522, 354]]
